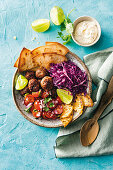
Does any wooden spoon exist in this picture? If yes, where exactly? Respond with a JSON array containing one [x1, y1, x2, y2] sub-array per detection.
[[80, 76, 113, 146]]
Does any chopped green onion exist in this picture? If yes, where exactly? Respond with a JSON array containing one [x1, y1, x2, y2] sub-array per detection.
[[44, 106, 49, 111], [44, 97, 52, 104], [24, 93, 29, 97], [49, 102, 54, 108], [24, 105, 32, 112]]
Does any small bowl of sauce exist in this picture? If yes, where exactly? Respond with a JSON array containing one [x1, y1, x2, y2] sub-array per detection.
[[72, 16, 101, 47]]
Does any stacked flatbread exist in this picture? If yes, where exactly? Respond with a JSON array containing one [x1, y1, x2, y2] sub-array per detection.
[[14, 42, 69, 71]]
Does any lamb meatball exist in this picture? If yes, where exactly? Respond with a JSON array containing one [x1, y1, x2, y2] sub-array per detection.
[[25, 71, 35, 80], [41, 76, 53, 90], [20, 86, 30, 96], [36, 67, 47, 79], [28, 79, 39, 92]]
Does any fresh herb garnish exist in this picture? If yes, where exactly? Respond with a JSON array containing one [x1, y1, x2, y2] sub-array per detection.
[[38, 89, 42, 96], [49, 102, 54, 108], [44, 106, 49, 111], [44, 97, 52, 104], [24, 93, 29, 97], [24, 105, 32, 112], [33, 109, 38, 112], [57, 32, 72, 45], [57, 8, 76, 44]]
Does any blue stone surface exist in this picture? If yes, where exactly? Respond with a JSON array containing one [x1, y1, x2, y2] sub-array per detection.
[[0, 0, 113, 169]]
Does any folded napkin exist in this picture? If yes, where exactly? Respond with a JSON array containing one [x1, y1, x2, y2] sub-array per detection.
[[55, 47, 113, 158]]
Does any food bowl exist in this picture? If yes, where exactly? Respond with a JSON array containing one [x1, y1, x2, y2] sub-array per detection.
[[12, 51, 92, 128], [71, 16, 101, 47]]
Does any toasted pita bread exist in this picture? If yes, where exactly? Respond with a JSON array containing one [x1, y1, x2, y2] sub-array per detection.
[[60, 104, 73, 119], [81, 93, 93, 107], [17, 47, 67, 71], [60, 104, 73, 127], [32, 43, 69, 56], [18, 48, 40, 71], [43, 53, 67, 69], [32, 53, 67, 70], [45, 42, 69, 55], [60, 114, 73, 127], [73, 95, 84, 115], [14, 57, 19, 67]]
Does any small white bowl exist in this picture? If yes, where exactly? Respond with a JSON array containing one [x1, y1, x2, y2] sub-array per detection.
[[71, 16, 101, 47]]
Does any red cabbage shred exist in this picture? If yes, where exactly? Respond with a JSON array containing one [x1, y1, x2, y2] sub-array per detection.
[[49, 60, 88, 97]]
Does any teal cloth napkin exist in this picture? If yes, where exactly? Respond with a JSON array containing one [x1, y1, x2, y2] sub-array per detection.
[[55, 47, 113, 158]]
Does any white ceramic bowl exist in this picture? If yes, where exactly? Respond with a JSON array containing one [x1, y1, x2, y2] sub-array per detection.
[[71, 16, 101, 47]]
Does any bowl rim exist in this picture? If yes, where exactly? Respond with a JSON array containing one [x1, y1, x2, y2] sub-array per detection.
[[12, 51, 92, 128], [71, 15, 101, 47]]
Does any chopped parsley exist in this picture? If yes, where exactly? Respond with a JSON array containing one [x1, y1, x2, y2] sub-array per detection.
[[57, 8, 76, 45], [33, 109, 38, 112], [44, 97, 52, 104], [24, 93, 29, 97], [24, 105, 32, 112], [44, 106, 49, 112], [49, 102, 54, 108]]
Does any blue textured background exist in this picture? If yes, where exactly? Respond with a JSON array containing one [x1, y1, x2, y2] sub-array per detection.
[[0, 0, 113, 169]]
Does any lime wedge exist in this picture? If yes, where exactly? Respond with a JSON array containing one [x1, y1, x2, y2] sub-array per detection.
[[57, 89, 73, 104], [50, 6, 65, 25], [31, 19, 50, 32], [15, 75, 28, 90]]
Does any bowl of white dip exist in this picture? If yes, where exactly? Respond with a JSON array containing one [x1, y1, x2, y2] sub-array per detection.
[[72, 16, 101, 47]]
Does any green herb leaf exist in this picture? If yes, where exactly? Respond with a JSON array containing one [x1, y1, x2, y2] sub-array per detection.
[[66, 18, 72, 24], [39, 89, 42, 97], [34, 109, 38, 112], [67, 8, 76, 18], [44, 106, 49, 111], [66, 23, 73, 33], [44, 97, 52, 104], [60, 22, 66, 31], [24, 105, 32, 112], [57, 8, 76, 44], [49, 102, 54, 108], [24, 93, 29, 97], [63, 35, 72, 45]]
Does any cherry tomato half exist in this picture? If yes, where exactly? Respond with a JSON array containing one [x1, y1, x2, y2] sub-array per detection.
[[43, 110, 57, 119], [56, 96, 62, 105], [47, 99, 57, 109], [41, 90, 50, 98], [24, 94, 34, 106], [30, 105, 41, 118], [32, 110, 41, 118], [32, 90, 41, 98], [54, 105, 63, 115], [42, 111, 48, 119], [34, 100, 41, 111]]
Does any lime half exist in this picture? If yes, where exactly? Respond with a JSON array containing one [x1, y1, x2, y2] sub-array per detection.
[[31, 19, 50, 32], [50, 6, 65, 25], [57, 89, 73, 104], [15, 75, 28, 90]]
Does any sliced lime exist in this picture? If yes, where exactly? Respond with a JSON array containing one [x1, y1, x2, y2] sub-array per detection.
[[15, 75, 28, 90], [31, 19, 50, 32], [57, 89, 73, 104], [50, 6, 65, 25]]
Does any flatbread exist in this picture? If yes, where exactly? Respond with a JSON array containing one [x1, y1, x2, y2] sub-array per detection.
[[18, 48, 40, 71], [17, 47, 67, 71], [14, 58, 19, 67], [45, 42, 69, 55]]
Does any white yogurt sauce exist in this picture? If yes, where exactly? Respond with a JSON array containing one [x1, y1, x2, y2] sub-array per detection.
[[74, 21, 98, 45]]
